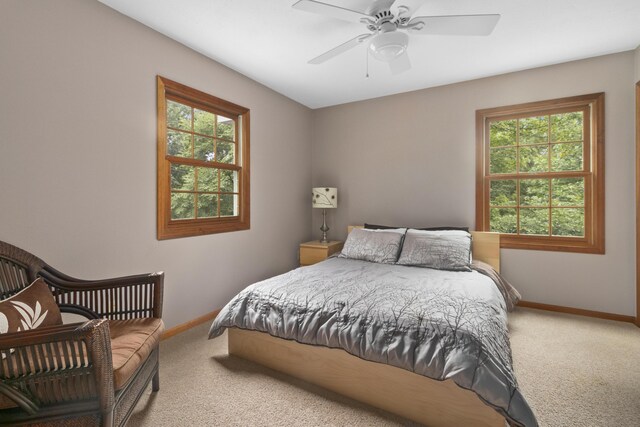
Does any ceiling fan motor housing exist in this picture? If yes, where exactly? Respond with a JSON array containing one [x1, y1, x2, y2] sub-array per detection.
[[374, 10, 394, 23], [365, 9, 397, 31]]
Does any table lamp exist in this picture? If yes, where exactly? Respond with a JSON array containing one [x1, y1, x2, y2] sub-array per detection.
[[312, 187, 337, 243]]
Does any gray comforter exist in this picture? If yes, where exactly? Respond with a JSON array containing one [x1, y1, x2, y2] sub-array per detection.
[[209, 257, 537, 427]]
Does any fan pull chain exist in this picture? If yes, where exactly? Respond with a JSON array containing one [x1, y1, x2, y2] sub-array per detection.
[[365, 48, 369, 78]]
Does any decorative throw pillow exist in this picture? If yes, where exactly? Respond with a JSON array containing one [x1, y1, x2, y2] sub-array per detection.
[[339, 227, 406, 264], [365, 223, 469, 232], [397, 229, 472, 271], [0, 278, 62, 335]]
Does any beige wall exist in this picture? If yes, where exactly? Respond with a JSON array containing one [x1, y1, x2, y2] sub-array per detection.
[[635, 45, 640, 82], [0, 0, 313, 328], [312, 52, 636, 316]]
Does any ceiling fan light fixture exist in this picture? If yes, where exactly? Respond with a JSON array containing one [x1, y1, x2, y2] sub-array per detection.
[[369, 31, 408, 62]]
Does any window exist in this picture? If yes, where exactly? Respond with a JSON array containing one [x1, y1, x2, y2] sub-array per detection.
[[157, 76, 250, 239], [476, 93, 604, 253]]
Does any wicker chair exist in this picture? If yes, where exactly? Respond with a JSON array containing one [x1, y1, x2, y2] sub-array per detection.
[[0, 240, 164, 426]]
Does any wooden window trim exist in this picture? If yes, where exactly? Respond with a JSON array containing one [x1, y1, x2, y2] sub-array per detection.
[[157, 76, 250, 240], [476, 93, 604, 253], [635, 81, 640, 327]]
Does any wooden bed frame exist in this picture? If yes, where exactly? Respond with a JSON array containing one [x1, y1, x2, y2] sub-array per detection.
[[228, 228, 506, 427]]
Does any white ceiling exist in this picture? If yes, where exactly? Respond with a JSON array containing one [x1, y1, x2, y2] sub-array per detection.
[[99, 0, 640, 109]]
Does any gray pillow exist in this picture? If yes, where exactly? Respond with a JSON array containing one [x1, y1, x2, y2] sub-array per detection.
[[339, 228, 406, 264], [397, 229, 472, 271]]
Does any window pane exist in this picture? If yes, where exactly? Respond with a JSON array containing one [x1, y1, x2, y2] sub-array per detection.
[[552, 208, 584, 237], [167, 130, 192, 158], [216, 141, 235, 164], [490, 120, 516, 147], [171, 193, 194, 220], [520, 208, 549, 235], [490, 180, 517, 206], [490, 147, 516, 174], [490, 208, 517, 233], [195, 136, 214, 162], [552, 178, 584, 207], [519, 116, 548, 145], [519, 145, 548, 173], [217, 116, 235, 141], [551, 142, 583, 171], [220, 194, 238, 217], [170, 164, 194, 191], [197, 167, 218, 192], [194, 108, 214, 136], [220, 169, 238, 193], [551, 112, 583, 142], [167, 100, 191, 131], [197, 194, 218, 218], [520, 179, 549, 206]]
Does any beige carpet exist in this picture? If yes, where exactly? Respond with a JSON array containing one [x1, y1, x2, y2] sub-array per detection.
[[129, 308, 640, 426]]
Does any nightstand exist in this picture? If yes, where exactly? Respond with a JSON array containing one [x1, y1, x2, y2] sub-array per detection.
[[299, 240, 344, 266]]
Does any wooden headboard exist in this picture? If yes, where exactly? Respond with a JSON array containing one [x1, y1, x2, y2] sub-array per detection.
[[347, 226, 500, 272]]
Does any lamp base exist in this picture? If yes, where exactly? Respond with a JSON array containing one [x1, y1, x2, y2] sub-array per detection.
[[319, 209, 329, 243]]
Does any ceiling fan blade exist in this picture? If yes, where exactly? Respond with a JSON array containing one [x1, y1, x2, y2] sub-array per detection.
[[407, 14, 500, 36], [389, 52, 411, 75], [395, 0, 428, 21], [309, 34, 373, 64], [366, 0, 397, 15], [292, 0, 370, 23]]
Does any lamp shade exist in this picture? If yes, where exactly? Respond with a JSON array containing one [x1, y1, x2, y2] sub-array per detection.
[[312, 187, 337, 209]]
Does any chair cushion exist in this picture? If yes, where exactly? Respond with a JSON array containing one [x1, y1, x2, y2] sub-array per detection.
[[0, 278, 62, 335], [0, 318, 164, 408], [109, 318, 164, 390]]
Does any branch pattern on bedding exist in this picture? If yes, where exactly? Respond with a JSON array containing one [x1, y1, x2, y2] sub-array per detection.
[[209, 258, 537, 427]]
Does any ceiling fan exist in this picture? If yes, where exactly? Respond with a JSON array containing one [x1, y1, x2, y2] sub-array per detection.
[[292, 0, 500, 75]]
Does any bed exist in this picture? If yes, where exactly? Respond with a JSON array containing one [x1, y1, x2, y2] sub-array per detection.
[[209, 227, 537, 427]]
